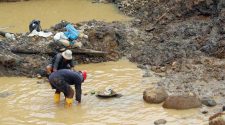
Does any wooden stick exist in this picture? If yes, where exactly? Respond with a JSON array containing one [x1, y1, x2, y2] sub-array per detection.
[[11, 48, 108, 56]]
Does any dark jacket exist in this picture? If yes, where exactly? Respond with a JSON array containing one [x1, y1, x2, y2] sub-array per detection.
[[51, 53, 74, 71], [49, 69, 84, 102]]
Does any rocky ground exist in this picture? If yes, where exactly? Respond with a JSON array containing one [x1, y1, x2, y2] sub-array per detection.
[[109, 0, 225, 118], [0, 0, 225, 121]]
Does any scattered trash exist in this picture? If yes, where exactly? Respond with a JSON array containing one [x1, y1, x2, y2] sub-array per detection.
[[29, 19, 42, 33], [28, 19, 52, 37], [5, 33, 16, 40], [64, 23, 80, 41], [96, 87, 122, 98], [53, 32, 66, 41], [28, 30, 52, 37]]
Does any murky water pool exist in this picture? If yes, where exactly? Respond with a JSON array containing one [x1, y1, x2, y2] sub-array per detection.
[[0, 60, 208, 125], [0, 0, 129, 33]]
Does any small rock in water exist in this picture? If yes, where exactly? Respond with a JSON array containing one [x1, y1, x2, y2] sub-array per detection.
[[36, 81, 45, 84], [154, 119, 167, 125], [0, 91, 12, 98], [201, 107, 208, 114], [90, 90, 96, 95], [202, 110, 208, 114], [37, 74, 42, 79]]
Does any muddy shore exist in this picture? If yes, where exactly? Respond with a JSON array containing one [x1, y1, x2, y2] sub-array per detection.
[[1, 0, 225, 119]]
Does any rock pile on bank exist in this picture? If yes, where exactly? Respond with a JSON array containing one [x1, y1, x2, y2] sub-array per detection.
[[0, 20, 131, 77]]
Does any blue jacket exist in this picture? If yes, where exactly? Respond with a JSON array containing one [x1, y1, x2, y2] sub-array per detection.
[[64, 24, 80, 41]]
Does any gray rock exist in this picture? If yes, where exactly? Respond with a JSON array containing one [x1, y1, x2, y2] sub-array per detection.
[[154, 119, 167, 125], [145, 24, 155, 32], [201, 97, 217, 107]]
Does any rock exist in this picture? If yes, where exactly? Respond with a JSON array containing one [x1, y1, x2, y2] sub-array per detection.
[[202, 110, 208, 114], [0, 91, 12, 98], [145, 24, 155, 32], [137, 64, 147, 69], [201, 97, 217, 107], [201, 107, 208, 114], [143, 87, 168, 104], [37, 74, 42, 79], [171, 61, 177, 70], [162, 95, 202, 109], [209, 112, 225, 125], [143, 70, 151, 77], [90, 90, 96, 95], [133, 19, 142, 24], [160, 67, 166, 72], [154, 119, 167, 125], [151, 66, 157, 72]]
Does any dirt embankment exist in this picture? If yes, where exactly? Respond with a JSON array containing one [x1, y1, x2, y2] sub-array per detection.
[[108, 0, 225, 111], [0, 20, 131, 77]]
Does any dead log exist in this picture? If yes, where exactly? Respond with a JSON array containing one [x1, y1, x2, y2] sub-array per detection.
[[11, 48, 108, 56]]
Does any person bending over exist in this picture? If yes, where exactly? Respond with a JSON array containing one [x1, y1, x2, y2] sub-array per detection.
[[49, 69, 87, 107]]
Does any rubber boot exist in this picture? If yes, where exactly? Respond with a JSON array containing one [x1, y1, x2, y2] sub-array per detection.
[[65, 98, 73, 107], [54, 93, 60, 103]]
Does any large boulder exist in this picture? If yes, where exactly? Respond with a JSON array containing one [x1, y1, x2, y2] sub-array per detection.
[[162, 95, 202, 109], [209, 112, 225, 125], [143, 87, 168, 104]]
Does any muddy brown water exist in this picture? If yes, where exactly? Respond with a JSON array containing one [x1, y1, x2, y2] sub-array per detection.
[[0, 0, 130, 33], [0, 60, 208, 125]]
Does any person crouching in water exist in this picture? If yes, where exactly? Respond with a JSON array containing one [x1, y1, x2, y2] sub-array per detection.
[[48, 69, 87, 107], [46, 49, 74, 75]]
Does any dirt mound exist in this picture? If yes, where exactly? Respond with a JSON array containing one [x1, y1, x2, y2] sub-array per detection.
[[0, 20, 130, 77], [106, 0, 225, 69]]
